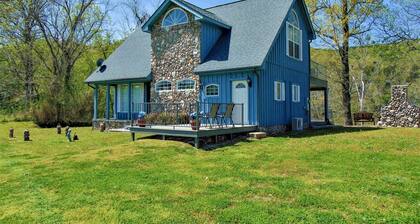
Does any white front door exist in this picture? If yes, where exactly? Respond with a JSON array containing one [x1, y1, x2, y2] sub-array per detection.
[[232, 80, 249, 124]]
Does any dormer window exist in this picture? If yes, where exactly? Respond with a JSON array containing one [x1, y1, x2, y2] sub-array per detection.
[[162, 8, 188, 28], [286, 10, 302, 60]]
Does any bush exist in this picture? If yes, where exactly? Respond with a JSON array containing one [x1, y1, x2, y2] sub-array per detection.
[[145, 112, 189, 125]]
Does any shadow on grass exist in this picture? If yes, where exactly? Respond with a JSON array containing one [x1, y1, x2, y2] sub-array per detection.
[[282, 126, 383, 138], [139, 134, 253, 151], [132, 126, 383, 150]]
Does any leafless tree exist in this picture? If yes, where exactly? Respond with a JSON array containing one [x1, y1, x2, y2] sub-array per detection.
[[34, 0, 109, 122]]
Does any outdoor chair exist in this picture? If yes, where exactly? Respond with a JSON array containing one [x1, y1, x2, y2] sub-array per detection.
[[202, 103, 220, 128], [218, 103, 235, 127]]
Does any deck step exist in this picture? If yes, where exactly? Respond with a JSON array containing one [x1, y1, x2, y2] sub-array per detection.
[[249, 132, 267, 139]]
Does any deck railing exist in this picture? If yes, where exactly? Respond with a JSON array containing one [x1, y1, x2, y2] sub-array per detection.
[[129, 102, 245, 129]]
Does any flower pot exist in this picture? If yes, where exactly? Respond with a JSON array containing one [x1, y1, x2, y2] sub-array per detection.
[[137, 119, 146, 127], [190, 120, 200, 130]]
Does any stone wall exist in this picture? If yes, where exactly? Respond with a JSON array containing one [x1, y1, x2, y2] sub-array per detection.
[[150, 4, 201, 108], [378, 85, 420, 128], [93, 119, 132, 130]]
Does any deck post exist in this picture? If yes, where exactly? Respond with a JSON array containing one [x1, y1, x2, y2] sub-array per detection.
[[106, 83, 110, 120], [128, 82, 132, 122], [93, 84, 98, 120], [194, 137, 200, 148]]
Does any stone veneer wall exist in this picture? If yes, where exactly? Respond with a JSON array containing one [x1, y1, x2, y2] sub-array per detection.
[[378, 85, 420, 128], [150, 4, 201, 108]]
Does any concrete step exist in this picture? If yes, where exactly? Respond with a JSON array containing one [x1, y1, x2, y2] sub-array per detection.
[[249, 132, 267, 139]]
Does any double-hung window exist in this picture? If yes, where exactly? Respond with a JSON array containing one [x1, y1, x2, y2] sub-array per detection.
[[292, 84, 301, 103], [286, 10, 302, 60], [274, 81, 285, 101]]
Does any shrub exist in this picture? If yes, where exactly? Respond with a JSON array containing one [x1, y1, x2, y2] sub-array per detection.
[[145, 112, 189, 125]]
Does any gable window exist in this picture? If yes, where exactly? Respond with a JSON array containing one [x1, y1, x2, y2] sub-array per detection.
[[155, 80, 172, 92], [177, 79, 196, 91], [292, 84, 301, 103], [286, 10, 302, 60], [274, 81, 285, 101], [205, 84, 219, 97], [162, 8, 188, 28]]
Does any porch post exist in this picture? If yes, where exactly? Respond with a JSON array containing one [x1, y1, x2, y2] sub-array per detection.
[[114, 85, 118, 119], [106, 83, 110, 120], [93, 84, 98, 120], [324, 88, 329, 124], [128, 82, 132, 121]]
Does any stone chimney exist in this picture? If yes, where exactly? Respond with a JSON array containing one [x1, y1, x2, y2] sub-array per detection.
[[378, 85, 420, 128]]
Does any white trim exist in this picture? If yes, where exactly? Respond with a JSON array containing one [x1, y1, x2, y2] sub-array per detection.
[[162, 7, 189, 28], [205, 84, 219, 97], [290, 10, 299, 27], [176, 79, 196, 92], [155, 80, 172, 93], [292, 84, 301, 103], [286, 21, 303, 61], [274, 81, 285, 101]]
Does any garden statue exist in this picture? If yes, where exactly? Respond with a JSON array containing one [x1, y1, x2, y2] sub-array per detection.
[[73, 132, 79, 141], [57, 124, 62, 134], [9, 128, 14, 139], [65, 127, 72, 142], [100, 122, 106, 132], [23, 130, 30, 141]]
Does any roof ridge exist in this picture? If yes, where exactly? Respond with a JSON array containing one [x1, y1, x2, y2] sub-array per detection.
[[205, 0, 246, 10]]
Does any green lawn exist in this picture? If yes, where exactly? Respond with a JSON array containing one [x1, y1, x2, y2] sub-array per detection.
[[0, 122, 419, 223]]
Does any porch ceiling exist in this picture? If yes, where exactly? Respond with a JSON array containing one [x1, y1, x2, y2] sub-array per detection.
[[310, 76, 328, 90]]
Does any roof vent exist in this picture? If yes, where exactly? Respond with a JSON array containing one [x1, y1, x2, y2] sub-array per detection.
[[99, 65, 107, 73], [96, 58, 104, 67]]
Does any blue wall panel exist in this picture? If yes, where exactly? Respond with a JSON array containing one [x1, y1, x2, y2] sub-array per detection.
[[200, 22, 223, 62], [259, 0, 311, 127], [199, 71, 258, 125]]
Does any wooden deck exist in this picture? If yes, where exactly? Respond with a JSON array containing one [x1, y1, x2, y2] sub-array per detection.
[[128, 125, 258, 148]]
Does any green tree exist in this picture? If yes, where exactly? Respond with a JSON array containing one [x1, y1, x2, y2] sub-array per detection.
[[307, 0, 383, 125]]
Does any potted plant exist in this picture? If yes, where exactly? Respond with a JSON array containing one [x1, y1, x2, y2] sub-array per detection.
[[189, 112, 200, 130], [137, 111, 146, 127]]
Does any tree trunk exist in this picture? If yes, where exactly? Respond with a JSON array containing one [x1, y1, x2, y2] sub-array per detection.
[[339, 0, 353, 126]]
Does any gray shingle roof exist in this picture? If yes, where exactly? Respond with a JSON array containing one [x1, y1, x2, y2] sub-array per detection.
[[194, 0, 295, 73], [176, 0, 230, 28], [85, 29, 151, 83], [85, 0, 314, 82]]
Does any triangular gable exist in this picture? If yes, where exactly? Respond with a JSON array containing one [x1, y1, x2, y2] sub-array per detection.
[[142, 0, 230, 33], [297, 0, 316, 40]]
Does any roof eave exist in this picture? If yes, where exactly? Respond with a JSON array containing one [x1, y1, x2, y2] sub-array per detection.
[[195, 65, 261, 75], [142, 0, 230, 33]]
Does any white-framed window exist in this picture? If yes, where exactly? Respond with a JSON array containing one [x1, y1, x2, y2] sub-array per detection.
[[155, 80, 172, 92], [205, 84, 219, 97], [286, 10, 302, 60], [292, 84, 301, 103], [162, 8, 188, 28], [118, 84, 129, 112], [176, 79, 195, 91], [274, 81, 286, 101]]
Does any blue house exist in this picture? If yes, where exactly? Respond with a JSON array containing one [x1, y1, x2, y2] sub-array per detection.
[[86, 0, 328, 134]]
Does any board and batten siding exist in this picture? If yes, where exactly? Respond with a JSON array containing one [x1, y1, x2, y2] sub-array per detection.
[[258, 0, 311, 127], [200, 22, 223, 62], [199, 71, 258, 125]]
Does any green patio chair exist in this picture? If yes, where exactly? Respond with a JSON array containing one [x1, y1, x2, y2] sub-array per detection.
[[202, 103, 220, 128], [218, 103, 235, 127]]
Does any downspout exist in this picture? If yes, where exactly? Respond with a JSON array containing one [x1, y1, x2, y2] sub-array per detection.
[[254, 68, 260, 127], [308, 39, 312, 129]]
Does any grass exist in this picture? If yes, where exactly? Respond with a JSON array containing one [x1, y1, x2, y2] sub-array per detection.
[[0, 122, 419, 223]]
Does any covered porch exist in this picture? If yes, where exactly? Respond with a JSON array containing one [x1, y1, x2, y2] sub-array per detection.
[[91, 80, 150, 128], [310, 62, 330, 126]]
